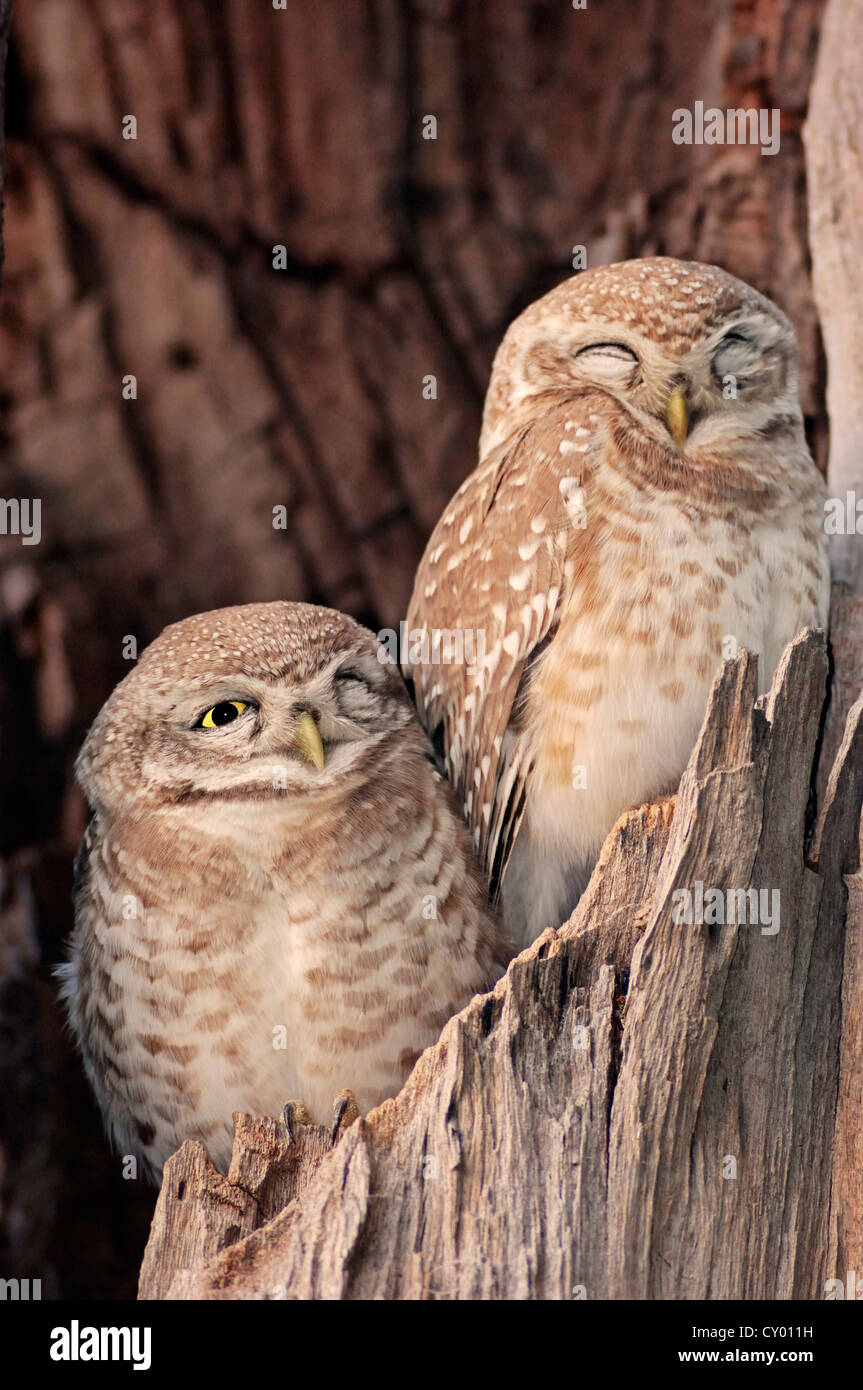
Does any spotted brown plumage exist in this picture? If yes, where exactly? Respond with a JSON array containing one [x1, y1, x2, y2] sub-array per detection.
[[59, 602, 505, 1180], [406, 258, 829, 949]]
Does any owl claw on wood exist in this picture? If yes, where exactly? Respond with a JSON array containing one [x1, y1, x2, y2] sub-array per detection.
[[331, 1088, 360, 1146], [282, 1100, 313, 1146]]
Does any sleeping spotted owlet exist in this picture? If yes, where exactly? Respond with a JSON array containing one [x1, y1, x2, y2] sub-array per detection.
[[405, 257, 830, 951], [60, 601, 505, 1180]]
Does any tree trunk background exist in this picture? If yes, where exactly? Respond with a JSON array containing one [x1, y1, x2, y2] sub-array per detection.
[[804, 0, 863, 1301], [0, 0, 851, 1300]]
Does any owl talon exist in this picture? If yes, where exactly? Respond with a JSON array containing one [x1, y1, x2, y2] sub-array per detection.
[[331, 1088, 360, 1146], [282, 1098, 312, 1145]]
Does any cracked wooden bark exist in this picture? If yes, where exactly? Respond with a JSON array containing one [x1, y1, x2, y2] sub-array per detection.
[[140, 630, 862, 1300], [804, 0, 863, 1296]]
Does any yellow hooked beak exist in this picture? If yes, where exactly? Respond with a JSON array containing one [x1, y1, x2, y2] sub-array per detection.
[[664, 386, 689, 448], [294, 711, 325, 770]]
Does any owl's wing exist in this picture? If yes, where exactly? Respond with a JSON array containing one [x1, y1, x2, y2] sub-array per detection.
[[406, 396, 602, 900]]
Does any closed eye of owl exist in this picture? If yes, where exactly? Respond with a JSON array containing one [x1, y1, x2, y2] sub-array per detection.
[[515, 301, 795, 456], [59, 601, 505, 1181], [406, 257, 830, 951]]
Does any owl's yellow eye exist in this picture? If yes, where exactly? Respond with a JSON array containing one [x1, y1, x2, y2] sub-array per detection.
[[198, 700, 249, 729]]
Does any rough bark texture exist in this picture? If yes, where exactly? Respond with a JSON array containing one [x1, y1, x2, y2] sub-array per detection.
[[805, 1, 863, 594], [0, 0, 853, 1301], [138, 633, 861, 1300], [138, 1118, 331, 1302], [804, 0, 863, 1296]]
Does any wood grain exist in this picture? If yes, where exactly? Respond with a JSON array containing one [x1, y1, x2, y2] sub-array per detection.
[[805, 0, 863, 1291]]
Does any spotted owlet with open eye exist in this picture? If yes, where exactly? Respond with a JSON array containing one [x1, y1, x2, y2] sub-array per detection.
[[59, 602, 505, 1181], [405, 257, 830, 951]]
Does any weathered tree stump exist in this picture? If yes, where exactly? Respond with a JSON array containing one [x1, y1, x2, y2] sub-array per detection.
[[804, 0, 863, 1293], [139, 631, 862, 1300]]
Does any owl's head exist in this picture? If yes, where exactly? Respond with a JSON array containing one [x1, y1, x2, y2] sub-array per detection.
[[480, 257, 803, 462], [77, 602, 415, 818]]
